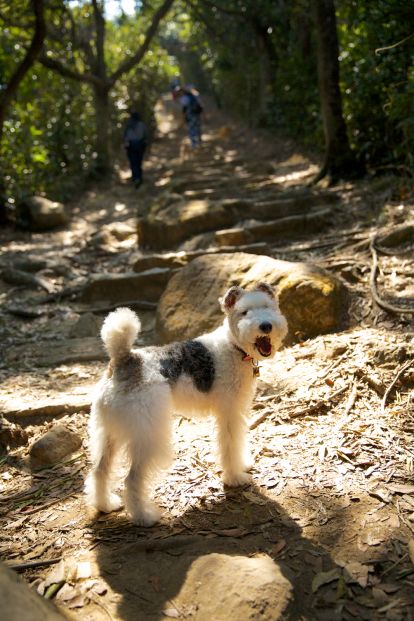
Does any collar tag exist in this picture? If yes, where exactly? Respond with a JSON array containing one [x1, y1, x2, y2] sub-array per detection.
[[252, 361, 260, 377]]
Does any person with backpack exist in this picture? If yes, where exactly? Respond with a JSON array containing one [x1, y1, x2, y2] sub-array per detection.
[[123, 111, 147, 188], [175, 86, 203, 148]]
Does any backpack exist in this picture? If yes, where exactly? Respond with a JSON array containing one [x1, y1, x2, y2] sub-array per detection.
[[187, 92, 203, 114]]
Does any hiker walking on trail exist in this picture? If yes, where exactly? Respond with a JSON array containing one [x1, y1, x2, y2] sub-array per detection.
[[175, 86, 203, 148], [123, 111, 147, 188]]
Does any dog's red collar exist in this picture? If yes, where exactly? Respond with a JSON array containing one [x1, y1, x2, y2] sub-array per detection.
[[234, 345, 260, 377]]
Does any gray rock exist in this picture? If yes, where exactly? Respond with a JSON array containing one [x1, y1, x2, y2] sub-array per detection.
[[1, 394, 91, 424], [13, 256, 48, 272], [16, 196, 69, 231], [0, 561, 70, 621], [29, 424, 82, 465], [6, 337, 105, 367], [174, 553, 292, 621], [79, 268, 171, 304], [69, 312, 102, 338]]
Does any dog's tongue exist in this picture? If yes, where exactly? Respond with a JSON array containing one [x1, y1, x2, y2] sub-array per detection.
[[256, 337, 271, 356]]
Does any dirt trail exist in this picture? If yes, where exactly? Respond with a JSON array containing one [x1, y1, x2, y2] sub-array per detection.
[[0, 96, 414, 621]]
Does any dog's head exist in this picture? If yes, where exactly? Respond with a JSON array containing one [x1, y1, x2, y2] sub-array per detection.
[[219, 283, 288, 360]]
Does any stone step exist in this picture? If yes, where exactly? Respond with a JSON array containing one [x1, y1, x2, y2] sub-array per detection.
[[133, 242, 270, 272], [138, 190, 339, 250], [79, 268, 171, 304], [215, 207, 332, 246]]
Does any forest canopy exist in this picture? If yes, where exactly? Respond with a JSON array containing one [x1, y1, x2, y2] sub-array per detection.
[[1, 0, 413, 213]]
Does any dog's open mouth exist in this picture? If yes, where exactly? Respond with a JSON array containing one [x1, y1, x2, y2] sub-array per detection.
[[255, 336, 272, 357]]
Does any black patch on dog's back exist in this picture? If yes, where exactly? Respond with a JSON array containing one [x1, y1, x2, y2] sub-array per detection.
[[159, 341, 215, 392]]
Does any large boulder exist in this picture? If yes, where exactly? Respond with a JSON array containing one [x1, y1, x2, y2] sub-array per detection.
[[16, 196, 69, 231], [0, 561, 70, 621], [173, 553, 291, 621], [156, 253, 348, 343]]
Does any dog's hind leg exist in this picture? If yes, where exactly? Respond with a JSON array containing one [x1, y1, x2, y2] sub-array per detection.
[[124, 457, 162, 527], [85, 432, 123, 513], [124, 398, 173, 526], [215, 406, 252, 487]]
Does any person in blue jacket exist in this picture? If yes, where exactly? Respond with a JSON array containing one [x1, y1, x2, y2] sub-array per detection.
[[175, 86, 203, 148], [123, 111, 147, 188]]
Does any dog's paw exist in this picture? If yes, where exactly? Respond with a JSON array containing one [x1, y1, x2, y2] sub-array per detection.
[[222, 471, 251, 487], [129, 503, 161, 527], [98, 493, 123, 513]]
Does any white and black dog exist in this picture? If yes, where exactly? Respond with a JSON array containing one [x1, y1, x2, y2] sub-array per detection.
[[85, 283, 288, 525]]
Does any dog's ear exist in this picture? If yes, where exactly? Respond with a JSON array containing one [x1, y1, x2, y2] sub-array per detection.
[[255, 282, 275, 299], [219, 286, 244, 312]]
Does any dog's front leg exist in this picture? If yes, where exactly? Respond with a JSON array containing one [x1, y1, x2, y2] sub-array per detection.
[[216, 407, 252, 487]]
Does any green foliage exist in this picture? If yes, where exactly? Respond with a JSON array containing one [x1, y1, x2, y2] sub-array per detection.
[[0, 0, 174, 207], [178, 0, 413, 170], [2, 0, 414, 210], [337, 1, 414, 171], [2, 66, 96, 203]]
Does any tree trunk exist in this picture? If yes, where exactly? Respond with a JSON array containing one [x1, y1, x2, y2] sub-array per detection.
[[0, 0, 46, 223], [312, 0, 364, 183], [93, 85, 111, 175], [0, 0, 46, 142], [39, 0, 175, 179], [254, 23, 277, 126]]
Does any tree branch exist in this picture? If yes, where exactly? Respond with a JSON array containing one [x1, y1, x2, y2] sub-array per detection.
[[38, 53, 105, 88], [0, 0, 46, 138], [109, 0, 175, 85], [92, 0, 106, 79]]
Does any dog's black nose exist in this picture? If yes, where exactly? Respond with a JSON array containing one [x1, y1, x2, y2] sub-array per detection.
[[260, 322, 272, 334]]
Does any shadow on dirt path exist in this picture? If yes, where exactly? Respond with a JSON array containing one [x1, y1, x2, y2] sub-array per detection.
[[90, 484, 349, 621]]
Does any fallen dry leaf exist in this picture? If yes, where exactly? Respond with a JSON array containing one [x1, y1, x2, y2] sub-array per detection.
[[312, 568, 340, 592], [343, 561, 372, 588], [387, 483, 414, 495], [44, 559, 66, 587], [162, 608, 179, 618], [76, 561, 92, 580]]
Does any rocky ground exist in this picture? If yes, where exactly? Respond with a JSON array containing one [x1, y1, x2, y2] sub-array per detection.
[[0, 96, 414, 621]]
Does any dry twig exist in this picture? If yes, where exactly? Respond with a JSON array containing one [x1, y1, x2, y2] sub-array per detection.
[[343, 379, 358, 417], [249, 406, 273, 430], [369, 235, 414, 315], [290, 384, 348, 419], [381, 359, 412, 415], [6, 556, 62, 571]]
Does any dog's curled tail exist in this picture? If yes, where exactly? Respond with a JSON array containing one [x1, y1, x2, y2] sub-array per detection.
[[101, 307, 141, 361]]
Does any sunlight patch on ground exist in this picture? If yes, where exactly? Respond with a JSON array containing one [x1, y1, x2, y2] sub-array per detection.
[[181, 200, 210, 218], [271, 166, 318, 185]]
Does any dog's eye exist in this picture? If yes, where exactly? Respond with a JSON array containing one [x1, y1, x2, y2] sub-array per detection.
[[241, 310, 248, 316]]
